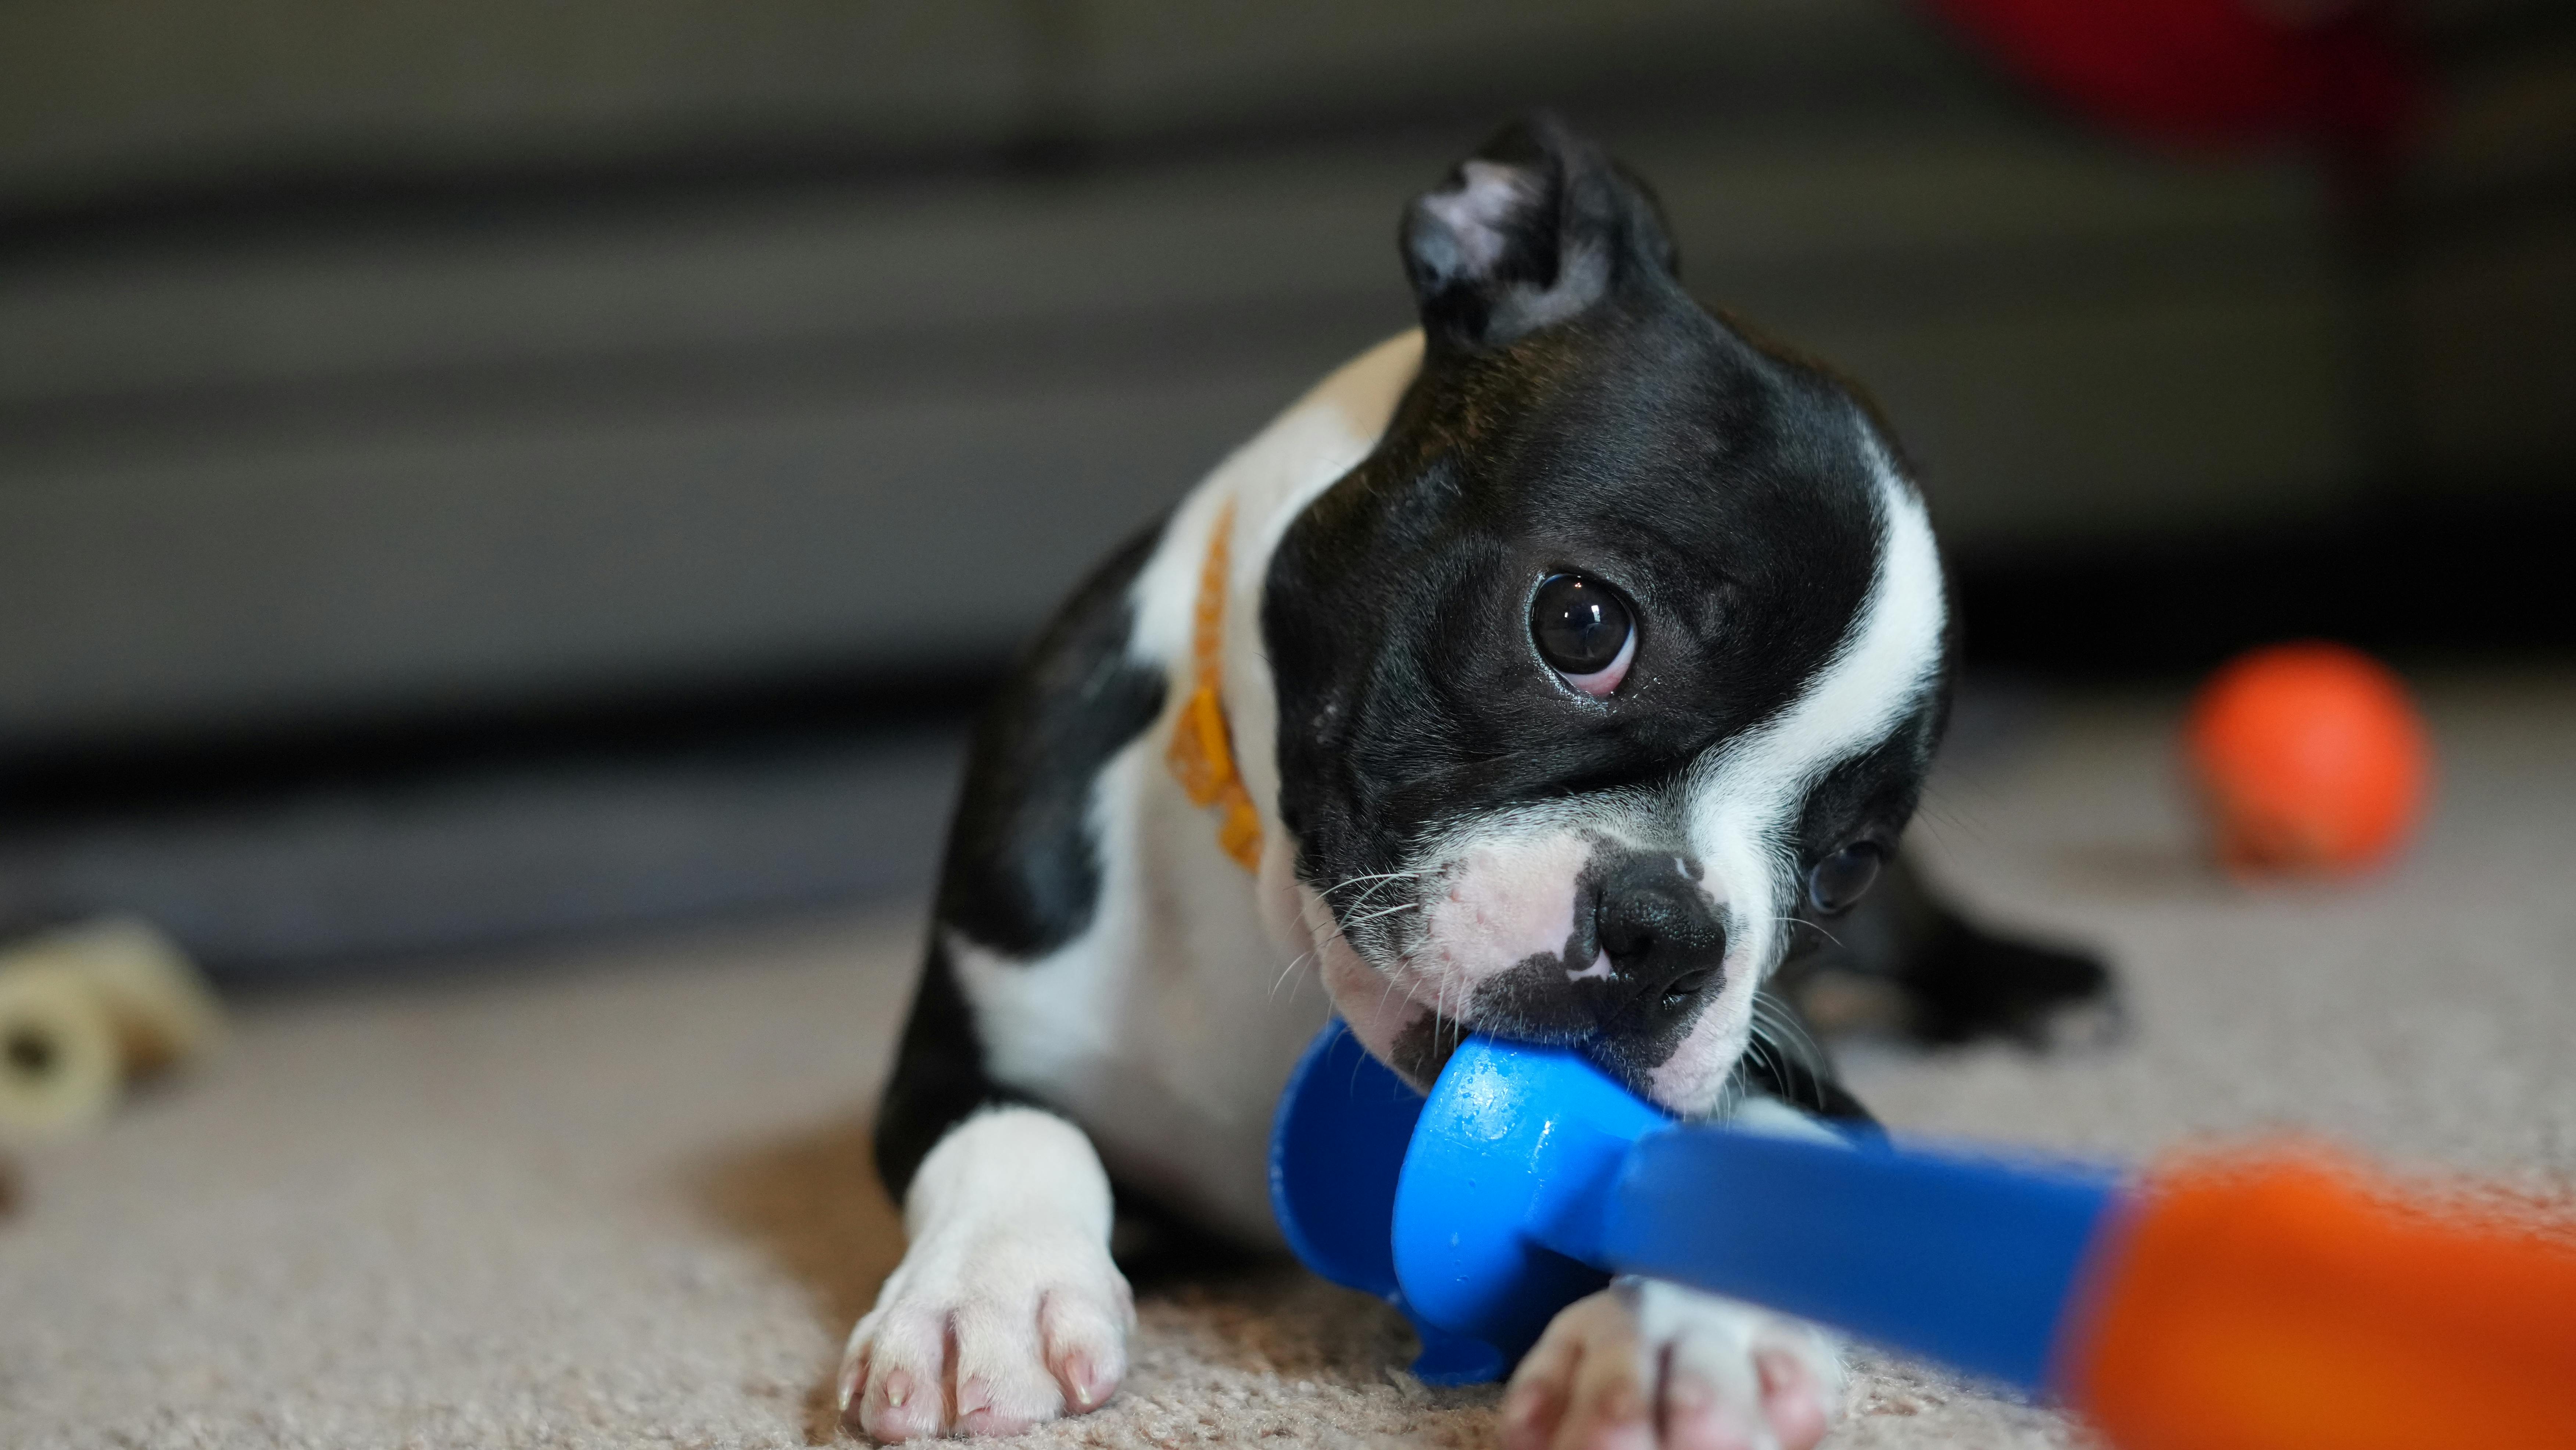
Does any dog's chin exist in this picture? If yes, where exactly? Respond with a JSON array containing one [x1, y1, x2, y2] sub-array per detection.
[[1383, 1003, 1476, 1088]]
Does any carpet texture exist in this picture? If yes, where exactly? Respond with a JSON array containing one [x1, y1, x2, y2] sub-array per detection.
[[4, 677, 2572, 1449]]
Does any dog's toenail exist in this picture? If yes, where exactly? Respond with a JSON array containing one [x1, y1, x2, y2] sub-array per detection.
[[1665, 1372, 1713, 1414], [1061, 1351, 1106, 1408]]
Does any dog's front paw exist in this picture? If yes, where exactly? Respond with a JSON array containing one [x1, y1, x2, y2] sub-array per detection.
[[1501, 1281, 1841, 1450], [836, 1225, 1134, 1441]]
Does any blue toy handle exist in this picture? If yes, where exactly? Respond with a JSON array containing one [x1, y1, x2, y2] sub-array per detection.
[[1273, 1022, 2126, 1389], [1595, 1127, 2120, 1389]]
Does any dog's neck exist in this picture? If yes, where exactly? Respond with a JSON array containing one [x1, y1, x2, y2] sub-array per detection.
[[1166, 501, 1263, 873], [1121, 330, 1424, 920]]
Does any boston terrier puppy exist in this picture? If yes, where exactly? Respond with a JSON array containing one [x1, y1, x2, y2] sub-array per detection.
[[843, 115, 2110, 1449]]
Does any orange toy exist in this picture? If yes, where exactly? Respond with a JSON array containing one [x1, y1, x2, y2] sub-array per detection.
[[2064, 1147, 2576, 1450], [2185, 643, 2431, 875]]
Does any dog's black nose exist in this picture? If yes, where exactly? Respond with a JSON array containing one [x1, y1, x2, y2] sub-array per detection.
[[1594, 851, 1727, 1011]]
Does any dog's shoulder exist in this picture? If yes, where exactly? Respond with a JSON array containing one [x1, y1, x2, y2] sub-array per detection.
[[877, 522, 1171, 1197], [936, 518, 1174, 960]]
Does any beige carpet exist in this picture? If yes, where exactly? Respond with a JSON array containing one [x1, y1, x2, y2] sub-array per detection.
[[5, 676, 2573, 1449]]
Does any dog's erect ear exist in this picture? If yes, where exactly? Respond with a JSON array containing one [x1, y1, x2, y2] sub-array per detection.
[[1401, 113, 1678, 351]]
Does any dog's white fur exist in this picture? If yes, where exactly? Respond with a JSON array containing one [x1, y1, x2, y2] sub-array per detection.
[[938, 333, 1422, 1247], [845, 331, 1940, 1444], [841, 1108, 1132, 1440]]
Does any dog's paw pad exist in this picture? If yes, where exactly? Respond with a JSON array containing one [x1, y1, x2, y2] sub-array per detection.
[[837, 1253, 1132, 1442]]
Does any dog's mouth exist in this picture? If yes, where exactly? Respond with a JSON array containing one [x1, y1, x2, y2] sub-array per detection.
[[1384, 1001, 1474, 1086], [1309, 867, 1743, 1103], [1309, 915, 1471, 1091]]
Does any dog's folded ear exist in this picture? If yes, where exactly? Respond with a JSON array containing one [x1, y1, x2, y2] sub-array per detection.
[[1401, 113, 1679, 352]]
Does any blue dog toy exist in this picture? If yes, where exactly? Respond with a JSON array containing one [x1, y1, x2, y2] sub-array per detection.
[[1267, 1019, 2117, 1389], [1271, 1020, 2576, 1450]]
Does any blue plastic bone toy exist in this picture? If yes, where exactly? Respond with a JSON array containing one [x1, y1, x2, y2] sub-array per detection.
[[1267, 1019, 2119, 1389]]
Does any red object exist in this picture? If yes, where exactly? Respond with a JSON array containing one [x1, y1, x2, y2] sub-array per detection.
[[1922, 0, 2419, 172], [2061, 1147, 2576, 1450], [2185, 642, 2430, 875]]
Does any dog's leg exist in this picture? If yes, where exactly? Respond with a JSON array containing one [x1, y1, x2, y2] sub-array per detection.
[[839, 1106, 1135, 1441], [1503, 1279, 1842, 1450], [1778, 851, 2119, 1050]]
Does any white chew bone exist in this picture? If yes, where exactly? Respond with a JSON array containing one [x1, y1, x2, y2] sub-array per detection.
[[0, 917, 223, 1144], [0, 962, 121, 1142]]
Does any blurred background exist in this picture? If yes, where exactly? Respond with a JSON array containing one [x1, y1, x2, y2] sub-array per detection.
[[2, 0, 2570, 982]]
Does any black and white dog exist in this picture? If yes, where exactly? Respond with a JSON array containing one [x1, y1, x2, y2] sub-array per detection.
[[843, 116, 2108, 1450]]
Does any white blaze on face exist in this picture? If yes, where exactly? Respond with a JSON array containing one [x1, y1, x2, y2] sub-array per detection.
[[1657, 429, 1948, 1112]]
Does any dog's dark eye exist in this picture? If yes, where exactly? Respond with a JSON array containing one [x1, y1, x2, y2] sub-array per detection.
[[1531, 574, 1634, 696], [1806, 844, 1883, 915]]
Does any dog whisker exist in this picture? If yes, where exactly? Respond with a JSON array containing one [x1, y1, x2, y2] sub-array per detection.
[[1767, 914, 1844, 951], [1750, 991, 1833, 1112], [1338, 900, 1420, 932], [1752, 990, 1821, 1052], [1324, 869, 1421, 889], [1269, 949, 1316, 1002], [1317, 870, 1422, 901]]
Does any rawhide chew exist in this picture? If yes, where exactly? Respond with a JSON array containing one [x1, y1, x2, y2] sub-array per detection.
[[8, 918, 225, 1075], [0, 962, 122, 1142]]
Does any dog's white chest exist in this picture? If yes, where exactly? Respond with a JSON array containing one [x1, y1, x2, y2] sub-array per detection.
[[948, 744, 1332, 1244]]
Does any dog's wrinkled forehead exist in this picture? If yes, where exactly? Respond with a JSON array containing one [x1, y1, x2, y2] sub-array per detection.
[[1264, 117, 1921, 878]]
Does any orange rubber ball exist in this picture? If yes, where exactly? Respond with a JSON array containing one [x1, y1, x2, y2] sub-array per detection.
[[2185, 642, 2432, 876]]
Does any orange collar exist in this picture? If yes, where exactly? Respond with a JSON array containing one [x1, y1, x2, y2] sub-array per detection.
[[1165, 503, 1264, 872]]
